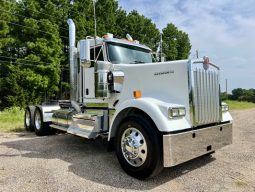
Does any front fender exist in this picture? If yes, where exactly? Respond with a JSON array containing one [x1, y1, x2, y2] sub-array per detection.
[[108, 98, 191, 140]]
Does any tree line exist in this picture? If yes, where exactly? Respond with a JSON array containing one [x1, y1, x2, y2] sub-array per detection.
[[0, 0, 192, 110], [222, 88, 255, 103]]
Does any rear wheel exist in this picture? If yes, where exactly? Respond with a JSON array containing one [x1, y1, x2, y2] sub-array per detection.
[[24, 106, 35, 131], [116, 115, 163, 179], [34, 107, 53, 136]]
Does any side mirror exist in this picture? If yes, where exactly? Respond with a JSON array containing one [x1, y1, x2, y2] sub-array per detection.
[[107, 71, 124, 93], [79, 39, 91, 68]]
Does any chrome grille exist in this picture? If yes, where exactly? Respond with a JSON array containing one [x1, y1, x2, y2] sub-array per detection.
[[191, 63, 221, 126]]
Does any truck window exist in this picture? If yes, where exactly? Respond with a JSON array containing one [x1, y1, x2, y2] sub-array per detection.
[[90, 46, 104, 61], [107, 42, 152, 64]]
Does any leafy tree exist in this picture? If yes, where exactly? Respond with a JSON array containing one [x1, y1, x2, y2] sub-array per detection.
[[118, 10, 160, 51], [114, 8, 127, 38], [95, 0, 119, 36], [240, 89, 255, 102], [0, 0, 64, 109], [0, 0, 192, 109], [231, 88, 244, 101], [221, 92, 231, 101], [0, 0, 19, 109], [162, 23, 191, 61], [228, 88, 255, 103]]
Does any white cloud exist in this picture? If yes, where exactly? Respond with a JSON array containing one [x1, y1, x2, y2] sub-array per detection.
[[119, 0, 255, 91]]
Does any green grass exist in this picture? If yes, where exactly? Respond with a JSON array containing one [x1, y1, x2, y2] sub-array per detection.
[[86, 103, 108, 107], [0, 107, 24, 132], [224, 100, 255, 110]]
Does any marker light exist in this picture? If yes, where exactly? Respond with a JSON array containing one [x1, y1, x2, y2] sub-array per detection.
[[103, 33, 113, 39], [133, 90, 141, 98], [126, 34, 133, 41]]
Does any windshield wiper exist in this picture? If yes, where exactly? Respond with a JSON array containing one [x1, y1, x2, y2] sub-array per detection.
[[130, 60, 145, 64]]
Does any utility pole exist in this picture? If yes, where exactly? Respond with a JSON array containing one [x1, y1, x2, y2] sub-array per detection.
[[225, 79, 228, 100], [69, 0, 74, 17], [160, 33, 163, 62], [196, 50, 199, 59]]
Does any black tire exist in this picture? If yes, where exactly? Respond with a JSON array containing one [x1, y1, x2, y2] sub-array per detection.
[[34, 107, 54, 136], [24, 106, 35, 131], [116, 115, 163, 179]]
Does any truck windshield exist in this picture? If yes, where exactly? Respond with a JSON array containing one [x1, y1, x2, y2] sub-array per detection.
[[107, 42, 152, 64]]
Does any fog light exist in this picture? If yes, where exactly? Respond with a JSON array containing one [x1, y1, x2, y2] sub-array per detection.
[[169, 107, 186, 118], [222, 104, 229, 112]]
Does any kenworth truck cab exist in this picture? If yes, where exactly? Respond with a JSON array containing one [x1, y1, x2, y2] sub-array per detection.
[[24, 19, 233, 179]]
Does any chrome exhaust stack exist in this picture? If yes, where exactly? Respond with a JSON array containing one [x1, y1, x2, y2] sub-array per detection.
[[67, 19, 77, 101]]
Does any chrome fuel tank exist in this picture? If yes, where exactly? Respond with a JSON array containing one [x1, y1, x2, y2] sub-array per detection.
[[52, 109, 76, 127]]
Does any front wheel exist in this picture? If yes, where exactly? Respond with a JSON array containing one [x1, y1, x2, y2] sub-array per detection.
[[116, 115, 163, 179]]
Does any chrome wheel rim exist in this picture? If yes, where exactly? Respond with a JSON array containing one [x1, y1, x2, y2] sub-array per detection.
[[121, 127, 147, 167], [35, 111, 41, 130], [25, 110, 30, 127]]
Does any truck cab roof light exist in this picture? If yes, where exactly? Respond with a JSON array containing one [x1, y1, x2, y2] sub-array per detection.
[[103, 33, 113, 39], [126, 34, 133, 41]]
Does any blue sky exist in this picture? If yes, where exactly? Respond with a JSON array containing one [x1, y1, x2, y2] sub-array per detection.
[[118, 0, 255, 92]]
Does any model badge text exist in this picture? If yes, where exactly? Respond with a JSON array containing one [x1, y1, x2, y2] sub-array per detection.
[[154, 70, 174, 76]]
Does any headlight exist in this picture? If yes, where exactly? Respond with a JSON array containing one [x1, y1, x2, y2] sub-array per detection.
[[168, 107, 186, 118], [222, 104, 229, 112]]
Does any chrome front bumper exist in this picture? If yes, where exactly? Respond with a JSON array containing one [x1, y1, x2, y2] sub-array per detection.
[[163, 123, 232, 167]]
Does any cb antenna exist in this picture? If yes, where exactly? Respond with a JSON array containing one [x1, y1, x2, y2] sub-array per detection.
[[93, 0, 97, 61], [160, 33, 163, 62], [69, 0, 74, 17]]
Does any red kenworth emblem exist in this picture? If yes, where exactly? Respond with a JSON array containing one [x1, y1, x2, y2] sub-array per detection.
[[203, 56, 210, 70]]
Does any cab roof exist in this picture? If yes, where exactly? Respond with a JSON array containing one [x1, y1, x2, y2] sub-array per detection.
[[103, 38, 152, 52]]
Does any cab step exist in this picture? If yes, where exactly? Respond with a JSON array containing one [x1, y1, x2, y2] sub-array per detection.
[[50, 109, 109, 139], [50, 124, 68, 132]]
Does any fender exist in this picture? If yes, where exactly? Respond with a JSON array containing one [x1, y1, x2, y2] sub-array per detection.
[[37, 104, 60, 122], [222, 111, 233, 122], [108, 97, 191, 140]]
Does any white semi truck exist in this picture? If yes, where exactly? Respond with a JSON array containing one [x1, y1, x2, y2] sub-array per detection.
[[24, 18, 233, 179]]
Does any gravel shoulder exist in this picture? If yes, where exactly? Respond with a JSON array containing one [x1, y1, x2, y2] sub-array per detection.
[[0, 109, 255, 192]]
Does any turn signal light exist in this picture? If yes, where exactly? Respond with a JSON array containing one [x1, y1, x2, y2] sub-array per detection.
[[133, 90, 141, 98], [103, 33, 113, 39]]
